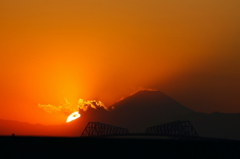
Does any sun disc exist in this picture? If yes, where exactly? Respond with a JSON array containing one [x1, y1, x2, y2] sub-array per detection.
[[66, 111, 81, 123]]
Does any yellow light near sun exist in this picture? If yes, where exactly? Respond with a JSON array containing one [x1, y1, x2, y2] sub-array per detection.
[[66, 111, 81, 123]]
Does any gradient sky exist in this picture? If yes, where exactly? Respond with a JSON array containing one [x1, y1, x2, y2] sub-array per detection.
[[0, 0, 240, 125]]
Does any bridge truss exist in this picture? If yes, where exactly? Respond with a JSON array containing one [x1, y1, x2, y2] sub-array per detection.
[[145, 121, 199, 139], [81, 122, 129, 137]]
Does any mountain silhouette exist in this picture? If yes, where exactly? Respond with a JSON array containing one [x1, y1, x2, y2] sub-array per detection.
[[105, 90, 194, 132], [81, 90, 240, 139], [0, 119, 79, 136], [1, 90, 240, 139]]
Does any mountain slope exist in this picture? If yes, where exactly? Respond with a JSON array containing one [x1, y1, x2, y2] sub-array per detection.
[[82, 90, 194, 132], [82, 90, 240, 140], [0, 119, 83, 136], [2, 90, 240, 139]]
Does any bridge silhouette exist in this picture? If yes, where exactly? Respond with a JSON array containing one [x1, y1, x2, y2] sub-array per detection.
[[80, 121, 201, 140], [81, 122, 129, 137]]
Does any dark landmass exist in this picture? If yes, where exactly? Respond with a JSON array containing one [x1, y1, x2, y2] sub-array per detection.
[[1, 136, 240, 159], [82, 91, 240, 140], [0, 118, 82, 136], [1, 90, 240, 140]]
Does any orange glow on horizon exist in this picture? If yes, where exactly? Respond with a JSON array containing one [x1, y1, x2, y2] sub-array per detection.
[[66, 111, 81, 123], [1, 0, 240, 128]]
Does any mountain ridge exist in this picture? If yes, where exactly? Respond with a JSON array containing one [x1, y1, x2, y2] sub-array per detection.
[[105, 90, 194, 132], [1, 90, 240, 139]]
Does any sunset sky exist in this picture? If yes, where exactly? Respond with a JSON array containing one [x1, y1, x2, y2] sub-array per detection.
[[0, 0, 240, 125]]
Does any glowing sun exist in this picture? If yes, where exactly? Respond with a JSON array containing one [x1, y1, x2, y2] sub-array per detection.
[[66, 111, 81, 123]]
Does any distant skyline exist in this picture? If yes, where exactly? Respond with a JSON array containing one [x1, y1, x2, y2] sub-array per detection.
[[0, 0, 240, 125]]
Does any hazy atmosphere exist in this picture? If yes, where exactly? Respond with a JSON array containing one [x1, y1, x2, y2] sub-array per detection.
[[1, 0, 240, 125]]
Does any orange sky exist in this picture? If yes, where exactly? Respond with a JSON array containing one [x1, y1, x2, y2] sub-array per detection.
[[0, 0, 240, 125]]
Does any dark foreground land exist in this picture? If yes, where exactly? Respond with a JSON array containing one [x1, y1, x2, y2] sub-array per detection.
[[1, 136, 240, 159]]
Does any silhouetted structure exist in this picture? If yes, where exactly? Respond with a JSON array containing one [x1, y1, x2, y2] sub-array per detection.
[[81, 122, 129, 137], [145, 121, 198, 139]]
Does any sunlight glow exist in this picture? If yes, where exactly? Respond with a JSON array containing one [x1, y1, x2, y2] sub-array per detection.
[[66, 111, 81, 123]]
